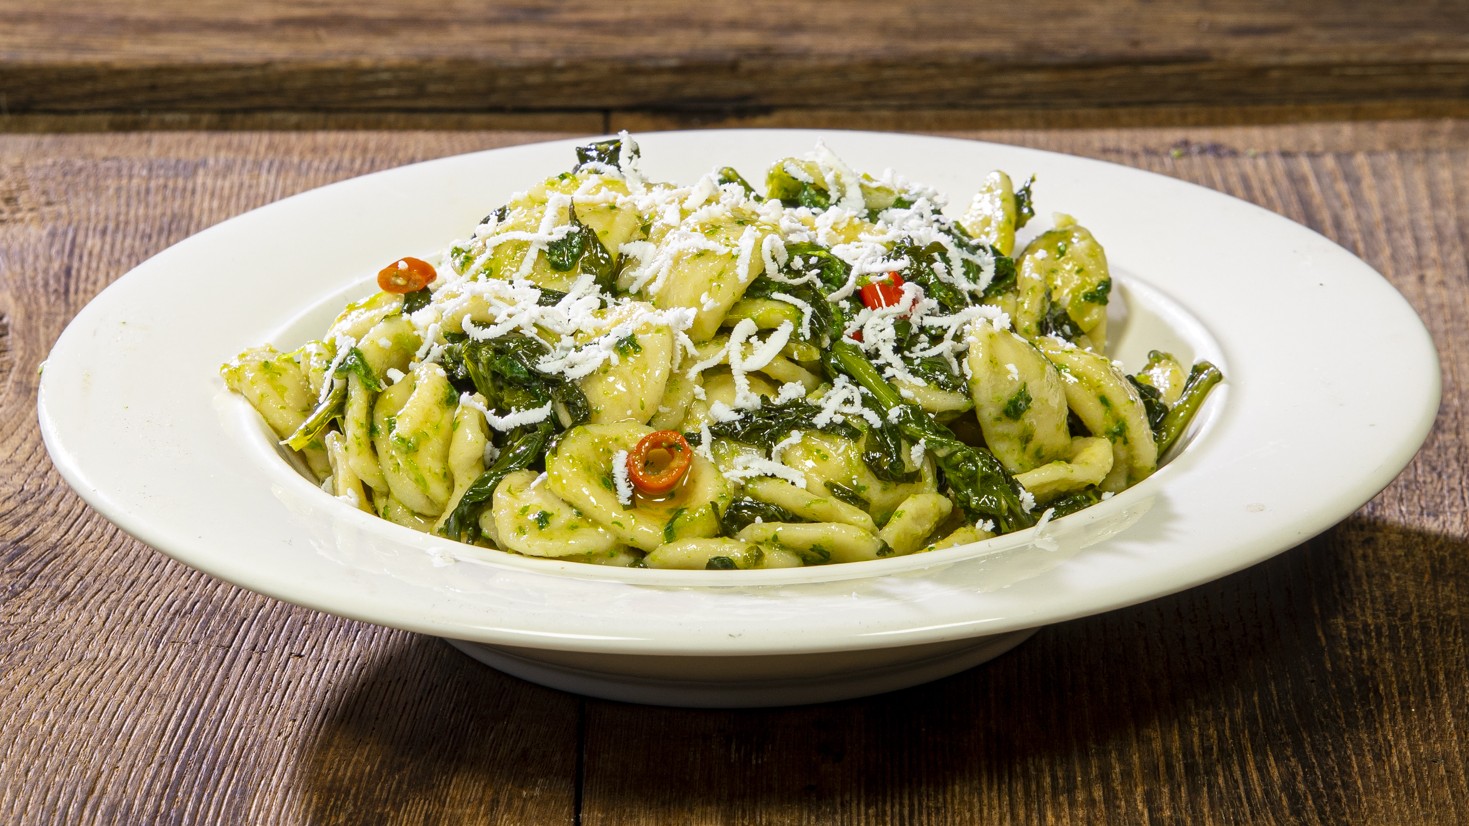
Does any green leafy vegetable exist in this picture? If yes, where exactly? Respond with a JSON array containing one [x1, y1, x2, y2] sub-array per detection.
[[402, 287, 433, 315], [982, 254, 1019, 300], [441, 420, 554, 542], [910, 356, 967, 395], [1013, 174, 1037, 229], [1047, 488, 1102, 518], [1155, 361, 1225, 457], [614, 334, 642, 358], [893, 239, 972, 313], [574, 138, 630, 170], [1080, 279, 1112, 304], [536, 288, 568, 306], [1127, 376, 1169, 433], [1039, 300, 1084, 341], [781, 242, 853, 295], [439, 334, 590, 427], [336, 347, 384, 393], [663, 508, 687, 543], [283, 347, 382, 450], [855, 400, 918, 483], [743, 274, 837, 347], [283, 381, 345, 451], [826, 341, 1035, 533], [825, 482, 871, 511], [705, 399, 860, 450], [1002, 385, 1033, 421], [717, 498, 805, 536], [716, 167, 760, 199], [544, 202, 616, 290], [767, 165, 831, 210]]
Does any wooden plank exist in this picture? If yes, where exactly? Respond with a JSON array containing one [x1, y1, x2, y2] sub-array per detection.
[[1, 1, 1468, 112], [0, 111, 607, 133]]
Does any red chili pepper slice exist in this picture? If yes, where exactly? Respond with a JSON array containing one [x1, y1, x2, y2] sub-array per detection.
[[378, 256, 438, 294], [859, 272, 906, 311], [626, 430, 693, 496]]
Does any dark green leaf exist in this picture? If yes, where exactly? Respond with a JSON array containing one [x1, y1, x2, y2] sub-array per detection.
[[402, 287, 433, 315], [336, 347, 384, 393], [1002, 385, 1032, 421], [910, 356, 967, 395], [544, 202, 616, 289], [574, 138, 627, 170], [545, 221, 587, 272], [894, 239, 972, 314], [1127, 376, 1169, 433], [781, 241, 854, 295], [705, 399, 860, 450], [479, 205, 509, 228], [717, 498, 805, 536], [1013, 174, 1037, 229], [663, 507, 687, 543], [1080, 279, 1112, 304], [825, 482, 870, 511], [1047, 488, 1102, 518], [537, 288, 568, 306], [982, 254, 1018, 299], [743, 275, 838, 347], [441, 420, 554, 542], [856, 398, 917, 483], [439, 334, 589, 427], [1039, 300, 1084, 341], [826, 341, 1035, 533], [614, 334, 642, 357]]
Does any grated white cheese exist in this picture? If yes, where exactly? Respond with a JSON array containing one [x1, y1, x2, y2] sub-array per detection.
[[321, 334, 356, 402], [695, 422, 716, 461], [812, 142, 867, 213], [770, 430, 804, 465], [814, 376, 884, 428], [909, 439, 927, 468], [1019, 488, 1037, 512], [723, 453, 808, 489], [705, 401, 743, 424], [1031, 506, 1059, 552], [611, 450, 634, 506], [731, 321, 793, 376], [769, 291, 814, 338], [460, 394, 554, 433], [774, 381, 807, 404]]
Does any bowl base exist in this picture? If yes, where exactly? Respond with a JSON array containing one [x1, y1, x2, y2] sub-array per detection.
[[445, 628, 1038, 708]]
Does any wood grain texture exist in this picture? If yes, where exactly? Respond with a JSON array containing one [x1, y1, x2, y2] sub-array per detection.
[[2, 116, 1466, 824], [2, 0, 1469, 113]]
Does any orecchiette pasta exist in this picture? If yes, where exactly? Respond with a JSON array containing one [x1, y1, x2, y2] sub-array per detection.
[[222, 134, 1223, 570]]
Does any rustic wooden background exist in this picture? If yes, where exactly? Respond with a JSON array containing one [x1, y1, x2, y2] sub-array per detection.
[[2, 0, 1469, 114], [2, 1, 1468, 823]]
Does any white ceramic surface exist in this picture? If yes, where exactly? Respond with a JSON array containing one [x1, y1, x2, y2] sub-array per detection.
[[38, 130, 1440, 707]]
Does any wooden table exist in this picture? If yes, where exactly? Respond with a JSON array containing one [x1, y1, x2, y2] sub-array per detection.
[[3, 3, 1468, 824]]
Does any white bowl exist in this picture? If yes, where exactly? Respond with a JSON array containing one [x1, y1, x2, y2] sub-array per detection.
[[38, 130, 1440, 707]]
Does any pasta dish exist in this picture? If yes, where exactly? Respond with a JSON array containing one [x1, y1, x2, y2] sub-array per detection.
[[222, 134, 1221, 570]]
